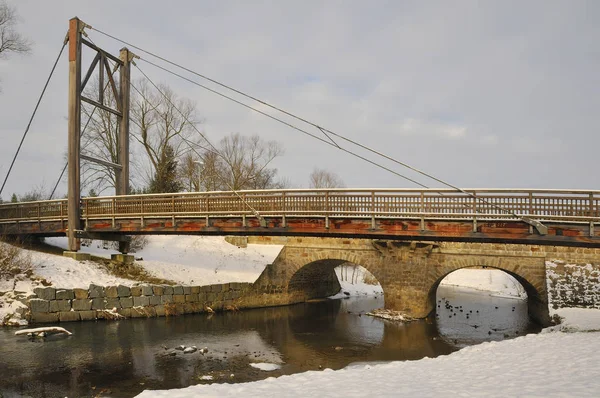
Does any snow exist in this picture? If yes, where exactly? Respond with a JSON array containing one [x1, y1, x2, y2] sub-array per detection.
[[249, 363, 281, 371], [440, 268, 526, 299], [546, 308, 600, 333], [137, 309, 600, 397], [46, 236, 283, 285], [329, 266, 383, 299]]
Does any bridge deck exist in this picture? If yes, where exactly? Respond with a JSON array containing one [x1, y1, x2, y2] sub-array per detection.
[[1, 188, 599, 247]]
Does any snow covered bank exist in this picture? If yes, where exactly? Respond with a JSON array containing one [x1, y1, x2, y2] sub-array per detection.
[[1, 236, 282, 325], [440, 268, 526, 299], [46, 236, 283, 285], [546, 308, 600, 333], [330, 265, 382, 299], [137, 309, 600, 398]]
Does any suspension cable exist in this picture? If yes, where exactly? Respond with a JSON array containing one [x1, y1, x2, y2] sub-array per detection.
[[0, 33, 68, 198]]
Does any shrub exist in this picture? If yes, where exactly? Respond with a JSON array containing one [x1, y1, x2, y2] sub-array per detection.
[[0, 239, 33, 280]]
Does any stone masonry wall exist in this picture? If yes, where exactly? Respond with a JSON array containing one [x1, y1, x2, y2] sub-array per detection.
[[547, 261, 600, 309], [27, 282, 252, 324]]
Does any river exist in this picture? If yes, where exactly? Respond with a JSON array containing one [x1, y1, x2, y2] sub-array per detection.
[[0, 286, 540, 397]]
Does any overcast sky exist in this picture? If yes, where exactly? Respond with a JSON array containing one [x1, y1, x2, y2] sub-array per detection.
[[0, 0, 598, 198]]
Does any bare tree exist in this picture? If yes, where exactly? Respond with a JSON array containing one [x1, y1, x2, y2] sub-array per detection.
[[205, 133, 285, 191], [0, 2, 31, 58], [0, 1, 31, 92], [80, 75, 120, 194], [178, 152, 200, 192], [131, 80, 203, 189], [309, 168, 345, 189]]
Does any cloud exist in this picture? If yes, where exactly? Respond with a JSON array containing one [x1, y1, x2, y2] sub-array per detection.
[[398, 118, 467, 139]]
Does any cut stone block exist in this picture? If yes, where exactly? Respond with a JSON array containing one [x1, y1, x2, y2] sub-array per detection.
[[29, 298, 49, 313], [30, 312, 59, 323], [141, 285, 154, 296], [117, 285, 131, 297], [79, 310, 96, 321], [105, 298, 122, 309], [56, 289, 74, 300], [72, 299, 92, 311], [133, 296, 150, 307], [59, 311, 80, 322], [91, 298, 107, 310], [173, 285, 184, 295], [118, 308, 132, 318], [173, 295, 185, 303], [111, 254, 135, 264], [105, 286, 118, 298], [185, 294, 198, 303], [49, 300, 71, 313], [89, 284, 105, 298], [120, 297, 134, 308], [33, 287, 56, 300], [152, 285, 164, 296], [63, 251, 91, 261], [130, 286, 142, 296]]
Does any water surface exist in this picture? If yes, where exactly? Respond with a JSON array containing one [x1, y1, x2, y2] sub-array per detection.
[[0, 291, 539, 397]]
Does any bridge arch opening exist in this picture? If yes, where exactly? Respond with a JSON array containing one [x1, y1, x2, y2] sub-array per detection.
[[288, 260, 382, 302], [427, 266, 548, 345]]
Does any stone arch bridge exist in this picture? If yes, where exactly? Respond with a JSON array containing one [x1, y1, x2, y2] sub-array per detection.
[[243, 237, 600, 325]]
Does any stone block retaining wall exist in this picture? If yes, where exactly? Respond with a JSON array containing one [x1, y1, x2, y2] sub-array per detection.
[[547, 261, 600, 309], [27, 282, 252, 324]]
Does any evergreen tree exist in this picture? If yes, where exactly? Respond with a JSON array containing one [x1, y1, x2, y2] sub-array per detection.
[[148, 145, 183, 193]]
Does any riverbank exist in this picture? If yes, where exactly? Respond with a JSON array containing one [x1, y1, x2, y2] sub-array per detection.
[[0, 236, 284, 325], [136, 308, 600, 397]]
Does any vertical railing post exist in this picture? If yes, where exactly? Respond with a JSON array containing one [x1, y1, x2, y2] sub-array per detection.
[[325, 191, 330, 229], [371, 191, 376, 230], [205, 193, 210, 227], [590, 192, 595, 237], [242, 193, 247, 227], [111, 197, 116, 228], [282, 192, 287, 228], [472, 192, 477, 233], [171, 195, 175, 228], [83, 197, 89, 230], [140, 196, 145, 228], [528, 192, 534, 234], [420, 191, 425, 231]]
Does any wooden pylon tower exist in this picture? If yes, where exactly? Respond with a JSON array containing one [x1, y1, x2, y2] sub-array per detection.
[[66, 17, 131, 252]]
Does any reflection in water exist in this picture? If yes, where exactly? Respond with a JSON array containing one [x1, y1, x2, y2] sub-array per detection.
[[436, 285, 540, 347], [0, 291, 538, 397]]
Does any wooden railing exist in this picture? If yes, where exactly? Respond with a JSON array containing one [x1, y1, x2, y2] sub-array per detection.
[[0, 188, 598, 225]]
